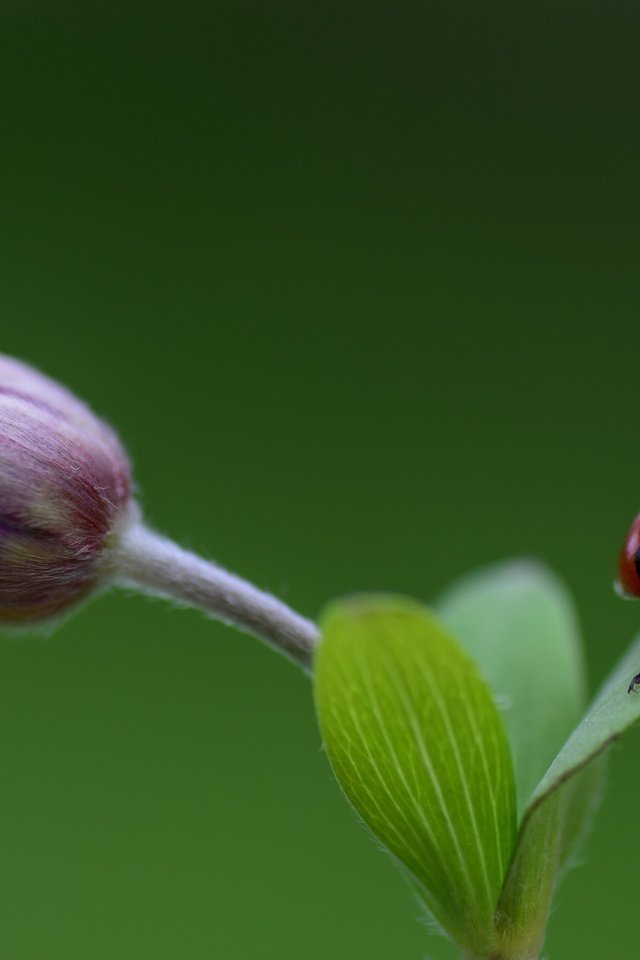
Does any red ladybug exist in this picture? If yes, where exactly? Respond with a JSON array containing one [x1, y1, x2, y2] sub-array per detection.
[[618, 513, 640, 692], [618, 513, 640, 599]]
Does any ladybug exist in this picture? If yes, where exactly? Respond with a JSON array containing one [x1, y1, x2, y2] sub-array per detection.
[[618, 513, 640, 693], [619, 513, 640, 599]]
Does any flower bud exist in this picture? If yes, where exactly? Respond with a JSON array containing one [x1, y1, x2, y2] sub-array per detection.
[[0, 354, 132, 622]]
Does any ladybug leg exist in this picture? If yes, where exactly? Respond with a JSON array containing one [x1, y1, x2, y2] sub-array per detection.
[[628, 672, 640, 694]]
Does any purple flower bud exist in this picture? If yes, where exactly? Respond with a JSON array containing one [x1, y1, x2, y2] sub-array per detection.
[[0, 354, 132, 622]]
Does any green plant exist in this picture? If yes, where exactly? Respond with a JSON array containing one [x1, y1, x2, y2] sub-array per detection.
[[315, 562, 639, 959], [2, 353, 638, 958]]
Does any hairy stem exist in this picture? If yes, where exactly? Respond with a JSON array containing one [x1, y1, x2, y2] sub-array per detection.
[[110, 520, 319, 671]]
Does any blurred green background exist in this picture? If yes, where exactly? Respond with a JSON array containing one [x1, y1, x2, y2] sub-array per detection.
[[0, 1, 639, 957]]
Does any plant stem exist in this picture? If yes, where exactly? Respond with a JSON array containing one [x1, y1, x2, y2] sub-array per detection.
[[110, 520, 319, 671]]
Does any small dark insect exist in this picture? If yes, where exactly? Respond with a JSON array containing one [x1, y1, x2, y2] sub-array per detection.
[[628, 673, 640, 694]]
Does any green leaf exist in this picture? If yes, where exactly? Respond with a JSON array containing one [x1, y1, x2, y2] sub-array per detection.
[[556, 754, 607, 873], [495, 792, 563, 960], [494, 628, 640, 959], [436, 561, 601, 958], [495, 758, 605, 960], [437, 560, 587, 814], [530, 631, 640, 810], [314, 596, 517, 955]]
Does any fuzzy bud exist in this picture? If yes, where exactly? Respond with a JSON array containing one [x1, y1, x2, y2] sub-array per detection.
[[0, 354, 132, 622]]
